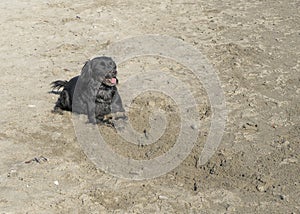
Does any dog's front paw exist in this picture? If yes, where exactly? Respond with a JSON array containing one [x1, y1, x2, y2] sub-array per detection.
[[103, 112, 127, 122], [88, 117, 97, 125], [112, 112, 127, 121], [112, 118, 128, 132]]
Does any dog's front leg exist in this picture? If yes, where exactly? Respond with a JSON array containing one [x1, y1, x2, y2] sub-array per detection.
[[87, 100, 97, 124], [111, 90, 125, 113]]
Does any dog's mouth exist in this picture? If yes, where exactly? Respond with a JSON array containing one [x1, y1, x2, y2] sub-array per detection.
[[104, 77, 117, 86]]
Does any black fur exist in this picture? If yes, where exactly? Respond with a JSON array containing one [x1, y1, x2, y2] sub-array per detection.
[[51, 57, 125, 124]]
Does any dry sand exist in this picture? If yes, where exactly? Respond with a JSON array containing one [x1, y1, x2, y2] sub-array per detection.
[[0, 0, 299, 213]]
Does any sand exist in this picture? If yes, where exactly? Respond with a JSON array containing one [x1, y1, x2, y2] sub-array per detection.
[[0, 0, 299, 213]]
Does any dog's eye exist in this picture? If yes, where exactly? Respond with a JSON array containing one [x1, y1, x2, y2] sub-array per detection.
[[110, 62, 116, 69]]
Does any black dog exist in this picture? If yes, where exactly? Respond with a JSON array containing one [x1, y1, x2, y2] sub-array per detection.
[[51, 56, 125, 124]]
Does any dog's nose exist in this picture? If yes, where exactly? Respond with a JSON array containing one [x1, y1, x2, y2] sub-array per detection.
[[112, 69, 117, 76]]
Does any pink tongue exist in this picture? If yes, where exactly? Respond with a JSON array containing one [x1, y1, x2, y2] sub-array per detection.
[[110, 78, 117, 84]]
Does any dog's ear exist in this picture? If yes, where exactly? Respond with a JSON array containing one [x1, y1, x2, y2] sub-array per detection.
[[80, 60, 92, 82]]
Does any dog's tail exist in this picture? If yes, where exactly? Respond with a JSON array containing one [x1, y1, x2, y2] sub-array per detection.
[[50, 80, 68, 94]]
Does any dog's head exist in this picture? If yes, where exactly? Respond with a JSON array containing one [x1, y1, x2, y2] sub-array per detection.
[[81, 56, 118, 86]]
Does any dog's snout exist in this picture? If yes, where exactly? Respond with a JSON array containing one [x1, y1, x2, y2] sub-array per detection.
[[105, 69, 117, 79]]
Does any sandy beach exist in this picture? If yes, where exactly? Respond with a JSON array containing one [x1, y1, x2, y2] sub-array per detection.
[[0, 0, 299, 213]]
